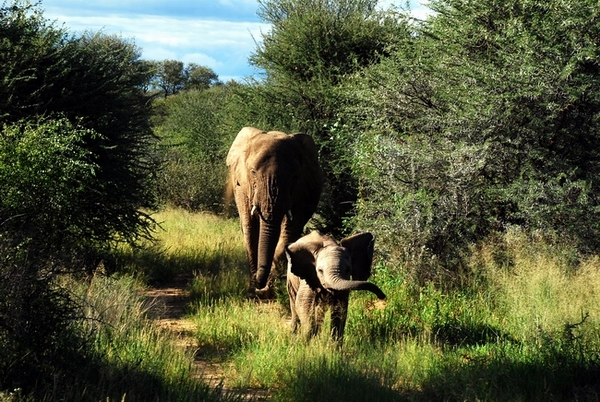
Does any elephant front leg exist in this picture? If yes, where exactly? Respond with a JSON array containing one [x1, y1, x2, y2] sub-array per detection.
[[238, 196, 260, 296], [287, 276, 300, 333], [246, 223, 260, 292], [312, 301, 326, 338], [330, 293, 350, 343], [296, 283, 320, 338]]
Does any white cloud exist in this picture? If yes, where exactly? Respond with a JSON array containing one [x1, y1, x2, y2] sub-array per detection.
[[180, 53, 221, 68], [44, 8, 268, 79], [49, 13, 266, 48], [140, 47, 178, 62], [41, 0, 429, 81]]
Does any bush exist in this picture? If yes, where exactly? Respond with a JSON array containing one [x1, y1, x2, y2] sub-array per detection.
[[0, 249, 84, 392], [0, 2, 157, 250], [153, 87, 234, 213], [343, 0, 600, 280], [0, 118, 98, 391], [0, 118, 100, 254], [0, 2, 158, 394], [157, 152, 228, 213]]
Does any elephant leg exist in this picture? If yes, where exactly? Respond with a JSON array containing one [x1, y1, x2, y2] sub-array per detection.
[[287, 277, 300, 333], [258, 215, 294, 299], [313, 301, 327, 338], [330, 292, 350, 342], [296, 283, 319, 338], [246, 219, 260, 292], [236, 189, 259, 294], [274, 214, 296, 279]]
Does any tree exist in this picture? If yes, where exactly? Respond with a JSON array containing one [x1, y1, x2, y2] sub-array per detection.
[[186, 63, 220, 90], [249, 0, 410, 235], [151, 60, 221, 97], [153, 59, 186, 97], [345, 0, 600, 281], [0, 2, 158, 390], [0, 6, 157, 251]]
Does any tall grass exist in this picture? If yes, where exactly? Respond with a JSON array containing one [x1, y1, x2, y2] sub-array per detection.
[[56, 207, 600, 401], [481, 230, 600, 342], [113, 209, 246, 283], [0, 269, 232, 401], [12, 208, 248, 401], [54, 273, 236, 402], [163, 210, 600, 401]]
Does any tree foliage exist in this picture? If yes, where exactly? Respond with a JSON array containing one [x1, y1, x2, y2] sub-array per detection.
[[153, 85, 234, 212], [249, 0, 410, 235], [0, 1, 158, 392], [0, 2, 157, 252], [150, 60, 221, 97], [343, 0, 600, 280]]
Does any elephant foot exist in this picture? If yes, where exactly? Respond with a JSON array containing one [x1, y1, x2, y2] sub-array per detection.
[[254, 286, 275, 300], [245, 286, 275, 300]]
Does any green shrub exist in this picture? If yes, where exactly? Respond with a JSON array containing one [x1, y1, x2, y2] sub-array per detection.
[[343, 0, 600, 280], [0, 2, 157, 395], [153, 87, 234, 213]]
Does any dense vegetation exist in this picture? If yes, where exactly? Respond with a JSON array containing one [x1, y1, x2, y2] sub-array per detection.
[[158, 0, 600, 280], [0, 1, 158, 395], [2, 0, 600, 399]]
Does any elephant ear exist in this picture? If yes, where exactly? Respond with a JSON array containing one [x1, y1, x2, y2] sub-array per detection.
[[340, 232, 374, 281], [290, 132, 323, 203], [285, 231, 324, 289], [291, 133, 320, 171], [290, 133, 318, 157]]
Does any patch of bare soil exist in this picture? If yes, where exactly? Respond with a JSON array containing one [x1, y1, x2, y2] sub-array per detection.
[[143, 275, 270, 401]]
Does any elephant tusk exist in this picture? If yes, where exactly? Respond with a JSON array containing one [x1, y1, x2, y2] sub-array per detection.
[[251, 205, 258, 216], [287, 210, 293, 221]]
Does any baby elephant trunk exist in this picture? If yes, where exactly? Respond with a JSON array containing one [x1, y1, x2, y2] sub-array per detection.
[[328, 278, 386, 299]]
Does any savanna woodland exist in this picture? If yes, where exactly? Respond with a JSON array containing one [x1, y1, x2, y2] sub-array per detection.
[[2, 0, 600, 400]]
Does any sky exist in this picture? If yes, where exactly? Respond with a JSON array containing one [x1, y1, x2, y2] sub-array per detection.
[[41, 0, 430, 82]]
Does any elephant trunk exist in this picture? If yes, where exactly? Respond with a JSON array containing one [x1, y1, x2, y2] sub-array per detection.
[[256, 220, 281, 290], [326, 278, 386, 299]]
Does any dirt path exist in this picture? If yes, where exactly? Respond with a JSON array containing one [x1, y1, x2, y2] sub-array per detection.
[[143, 276, 270, 401]]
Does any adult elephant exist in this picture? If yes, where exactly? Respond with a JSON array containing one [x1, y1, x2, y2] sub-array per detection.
[[227, 127, 323, 298], [285, 231, 386, 342]]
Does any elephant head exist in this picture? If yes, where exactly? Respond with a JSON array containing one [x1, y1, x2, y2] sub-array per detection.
[[285, 231, 386, 341], [227, 127, 323, 295]]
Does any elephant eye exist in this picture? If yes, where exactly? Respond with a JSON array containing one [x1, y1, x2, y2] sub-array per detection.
[[250, 169, 257, 177]]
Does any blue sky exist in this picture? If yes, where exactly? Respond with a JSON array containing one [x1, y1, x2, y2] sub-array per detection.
[[41, 0, 429, 82]]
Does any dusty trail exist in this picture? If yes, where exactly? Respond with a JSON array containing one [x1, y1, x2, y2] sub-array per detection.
[[143, 275, 270, 401]]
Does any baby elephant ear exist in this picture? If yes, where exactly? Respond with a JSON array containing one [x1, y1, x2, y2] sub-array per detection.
[[341, 232, 375, 281], [286, 231, 324, 289], [285, 241, 317, 281]]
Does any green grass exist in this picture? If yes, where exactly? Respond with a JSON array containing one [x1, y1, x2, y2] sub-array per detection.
[[165, 210, 600, 401], [25, 208, 600, 401], [55, 273, 237, 402], [112, 209, 247, 283]]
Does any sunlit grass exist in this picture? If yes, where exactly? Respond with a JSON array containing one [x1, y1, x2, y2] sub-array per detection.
[[477, 229, 600, 342], [108, 208, 600, 401], [114, 208, 246, 283]]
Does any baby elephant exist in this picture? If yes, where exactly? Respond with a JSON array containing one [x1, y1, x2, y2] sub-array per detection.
[[285, 231, 386, 342]]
